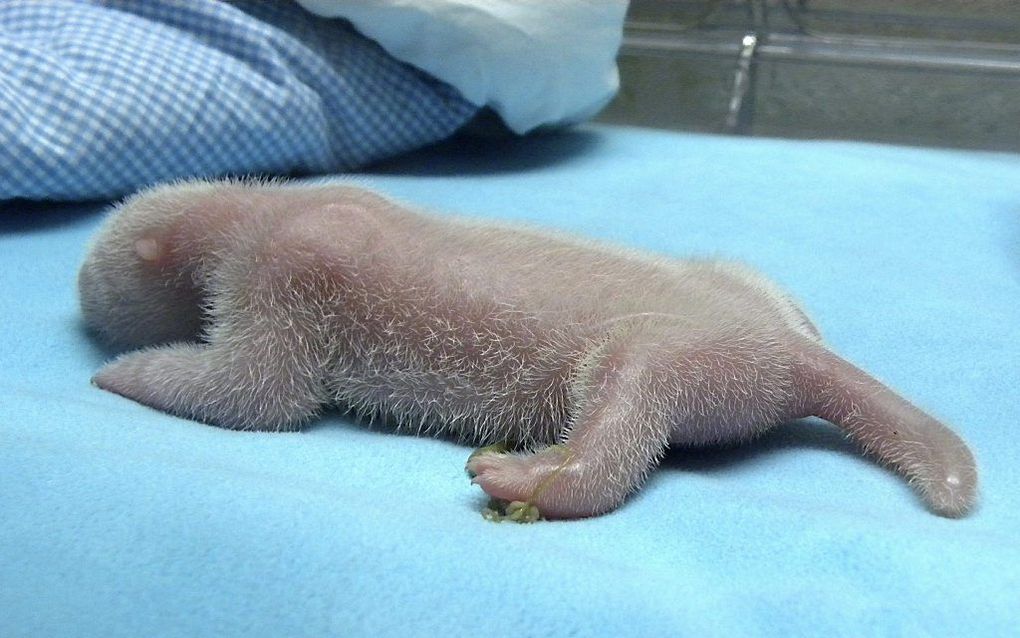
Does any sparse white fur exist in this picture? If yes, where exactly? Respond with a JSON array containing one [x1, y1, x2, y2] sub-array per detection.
[[79, 179, 978, 519]]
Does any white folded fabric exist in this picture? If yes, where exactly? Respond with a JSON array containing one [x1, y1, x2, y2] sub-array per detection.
[[295, 0, 628, 133]]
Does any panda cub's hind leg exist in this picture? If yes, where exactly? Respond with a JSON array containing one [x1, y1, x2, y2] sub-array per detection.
[[467, 331, 676, 520]]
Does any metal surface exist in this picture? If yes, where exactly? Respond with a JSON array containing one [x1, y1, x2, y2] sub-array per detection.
[[623, 24, 1020, 76], [601, 1, 1020, 150], [726, 33, 759, 131]]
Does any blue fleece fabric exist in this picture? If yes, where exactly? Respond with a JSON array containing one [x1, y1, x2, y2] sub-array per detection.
[[2, 125, 1018, 636]]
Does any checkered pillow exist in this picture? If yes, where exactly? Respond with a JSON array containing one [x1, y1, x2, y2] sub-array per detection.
[[0, 0, 479, 201]]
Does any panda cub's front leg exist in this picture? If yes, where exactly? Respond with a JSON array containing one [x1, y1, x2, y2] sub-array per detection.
[[94, 222, 331, 432]]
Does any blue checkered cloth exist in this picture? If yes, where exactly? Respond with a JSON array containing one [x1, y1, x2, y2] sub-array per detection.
[[0, 0, 479, 201]]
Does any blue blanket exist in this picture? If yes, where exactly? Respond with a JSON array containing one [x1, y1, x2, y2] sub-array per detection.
[[2, 125, 1018, 636], [0, 0, 477, 201]]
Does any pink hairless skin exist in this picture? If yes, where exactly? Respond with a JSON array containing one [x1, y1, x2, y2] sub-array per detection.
[[79, 180, 977, 521]]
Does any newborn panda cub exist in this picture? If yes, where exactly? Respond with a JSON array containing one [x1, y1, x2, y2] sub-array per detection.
[[79, 180, 978, 521]]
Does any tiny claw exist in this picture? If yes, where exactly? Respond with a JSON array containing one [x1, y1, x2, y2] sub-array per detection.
[[465, 440, 510, 478]]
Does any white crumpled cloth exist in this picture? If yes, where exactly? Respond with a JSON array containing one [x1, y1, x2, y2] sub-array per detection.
[[295, 0, 628, 134]]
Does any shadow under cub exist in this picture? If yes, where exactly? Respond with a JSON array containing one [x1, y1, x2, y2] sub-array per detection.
[[660, 418, 861, 473]]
